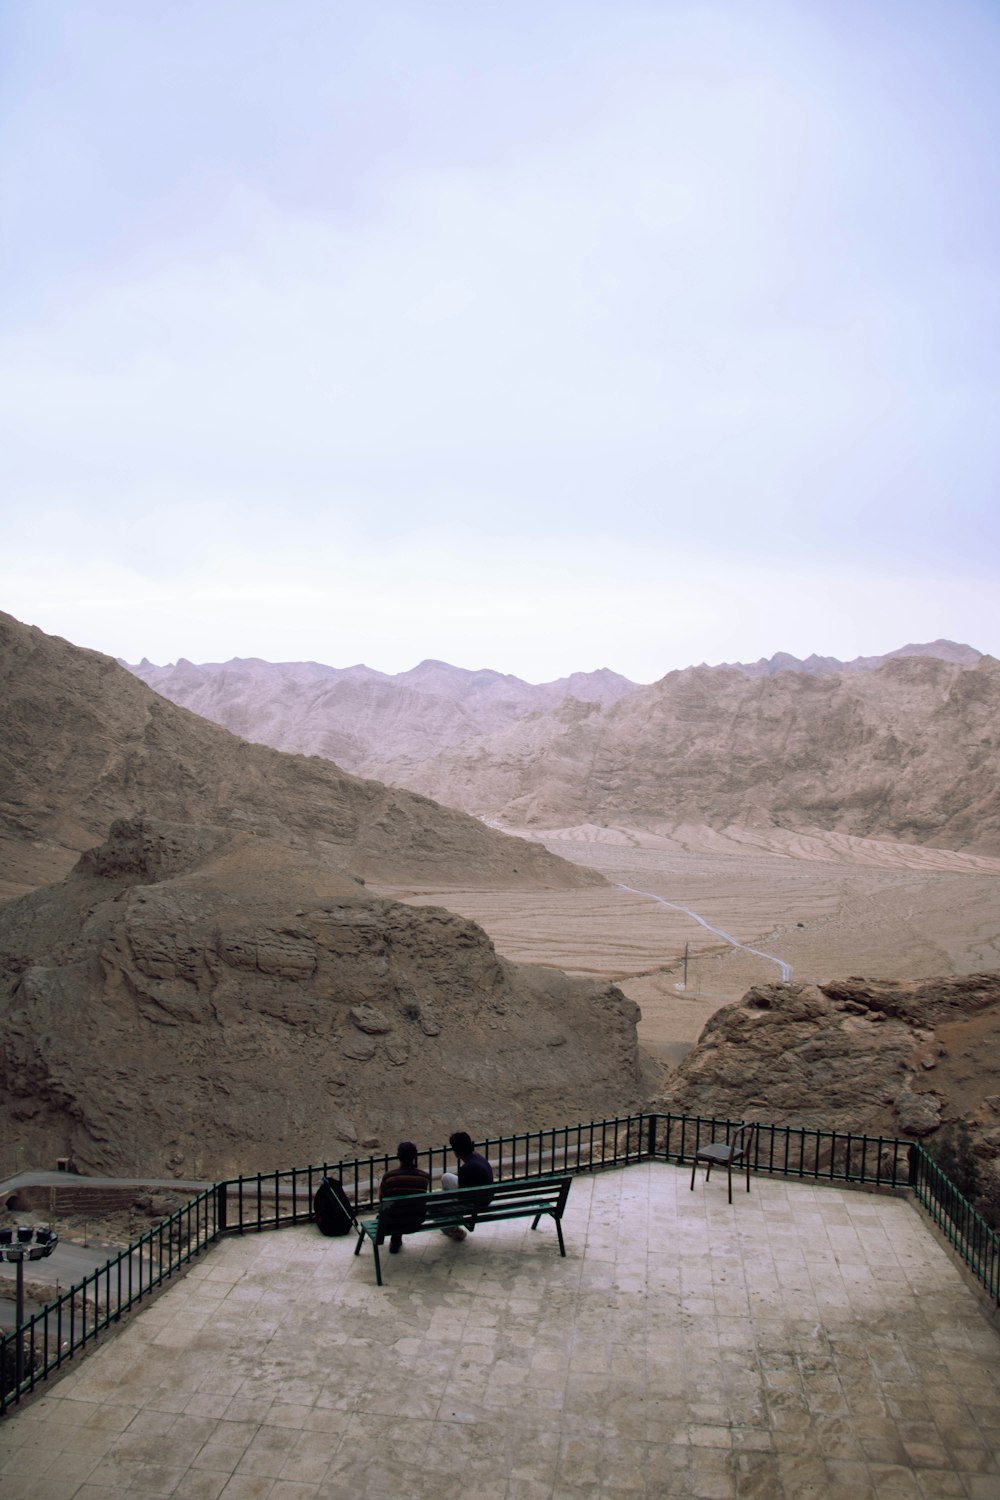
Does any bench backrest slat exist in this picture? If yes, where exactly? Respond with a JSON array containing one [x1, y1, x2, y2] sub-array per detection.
[[379, 1174, 571, 1219]]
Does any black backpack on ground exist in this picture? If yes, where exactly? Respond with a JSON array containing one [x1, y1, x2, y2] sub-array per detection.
[[313, 1175, 355, 1237]]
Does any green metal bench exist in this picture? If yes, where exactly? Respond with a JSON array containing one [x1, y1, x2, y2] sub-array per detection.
[[353, 1174, 573, 1285]]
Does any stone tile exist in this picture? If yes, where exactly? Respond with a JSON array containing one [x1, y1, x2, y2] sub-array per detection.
[[964, 1479, 1000, 1500], [191, 1441, 250, 1474], [820, 1457, 876, 1499], [913, 1472, 967, 1497], [7, 1481, 86, 1500], [84, 1403, 142, 1434], [275, 1448, 334, 1485], [80, 1453, 147, 1490], [870, 1461, 924, 1495], [218, 1476, 277, 1499], [0, 1443, 61, 1479], [122, 1460, 189, 1495]]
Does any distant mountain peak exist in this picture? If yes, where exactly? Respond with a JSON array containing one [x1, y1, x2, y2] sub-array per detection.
[[711, 641, 981, 678]]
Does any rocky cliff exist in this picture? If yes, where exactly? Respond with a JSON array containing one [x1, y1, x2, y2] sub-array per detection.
[[0, 818, 653, 1177], [660, 972, 1000, 1216]]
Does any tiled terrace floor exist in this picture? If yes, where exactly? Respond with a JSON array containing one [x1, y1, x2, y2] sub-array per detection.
[[2, 1164, 999, 1499]]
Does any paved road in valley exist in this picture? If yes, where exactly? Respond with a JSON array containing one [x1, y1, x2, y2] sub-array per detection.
[[618, 883, 792, 983]]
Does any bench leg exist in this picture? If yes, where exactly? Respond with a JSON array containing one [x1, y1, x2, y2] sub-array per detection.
[[371, 1239, 384, 1287], [353, 1230, 364, 1257], [529, 1209, 566, 1257]]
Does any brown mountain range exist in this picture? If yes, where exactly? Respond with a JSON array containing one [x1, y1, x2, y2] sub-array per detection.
[[124, 643, 997, 854], [126, 655, 638, 775], [380, 655, 1000, 854]]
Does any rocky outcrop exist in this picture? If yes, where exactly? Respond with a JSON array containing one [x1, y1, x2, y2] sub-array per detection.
[[659, 972, 1000, 1211], [0, 819, 654, 1178]]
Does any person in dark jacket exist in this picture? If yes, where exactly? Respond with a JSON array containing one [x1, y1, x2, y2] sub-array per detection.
[[439, 1130, 494, 1241], [379, 1141, 430, 1253]]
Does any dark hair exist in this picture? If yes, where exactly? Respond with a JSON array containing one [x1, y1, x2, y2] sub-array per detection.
[[449, 1131, 474, 1159], [397, 1141, 418, 1167]]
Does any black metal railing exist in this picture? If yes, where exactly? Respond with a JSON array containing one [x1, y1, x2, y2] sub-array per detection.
[[653, 1112, 912, 1189], [3, 1111, 997, 1415], [1, 1187, 218, 1414], [209, 1113, 656, 1238], [909, 1143, 1000, 1304]]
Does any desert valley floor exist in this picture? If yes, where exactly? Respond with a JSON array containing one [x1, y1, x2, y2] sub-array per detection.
[[375, 823, 1000, 1071]]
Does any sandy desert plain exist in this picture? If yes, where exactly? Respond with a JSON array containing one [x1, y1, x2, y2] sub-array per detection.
[[375, 821, 1000, 1073]]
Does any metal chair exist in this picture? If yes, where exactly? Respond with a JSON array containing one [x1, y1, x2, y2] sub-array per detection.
[[689, 1122, 756, 1204]]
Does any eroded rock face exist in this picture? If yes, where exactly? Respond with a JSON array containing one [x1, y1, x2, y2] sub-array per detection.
[[659, 973, 1000, 1203], [0, 819, 654, 1177]]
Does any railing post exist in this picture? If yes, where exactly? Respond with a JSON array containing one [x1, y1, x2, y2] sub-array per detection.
[[14, 1255, 24, 1391], [908, 1143, 919, 1190], [645, 1113, 657, 1160], [216, 1181, 228, 1235]]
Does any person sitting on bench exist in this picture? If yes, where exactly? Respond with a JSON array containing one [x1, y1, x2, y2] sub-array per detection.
[[438, 1131, 494, 1242], [379, 1141, 430, 1254]]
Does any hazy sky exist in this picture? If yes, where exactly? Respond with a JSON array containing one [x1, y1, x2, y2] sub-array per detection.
[[2, 0, 998, 683]]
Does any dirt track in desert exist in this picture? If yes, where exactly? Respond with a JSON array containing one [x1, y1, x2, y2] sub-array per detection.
[[375, 823, 1000, 1072]]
